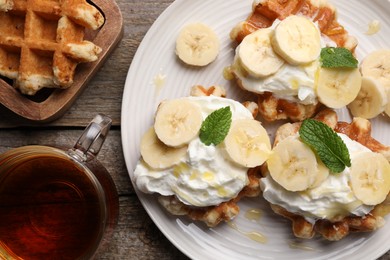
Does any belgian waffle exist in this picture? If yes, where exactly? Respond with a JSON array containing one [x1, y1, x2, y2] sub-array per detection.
[[158, 165, 262, 227], [231, 0, 357, 50], [230, 0, 358, 122], [157, 85, 262, 227], [261, 109, 390, 241], [0, 0, 104, 95]]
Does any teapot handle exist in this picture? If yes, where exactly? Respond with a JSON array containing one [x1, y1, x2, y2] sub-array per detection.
[[68, 114, 112, 162]]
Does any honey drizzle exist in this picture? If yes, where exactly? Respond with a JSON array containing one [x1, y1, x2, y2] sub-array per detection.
[[288, 241, 316, 251], [245, 208, 263, 221], [223, 66, 235, 81], [153, 71, 166, 97], [227, 222, 267, 244], [227, 208, 267, 244]]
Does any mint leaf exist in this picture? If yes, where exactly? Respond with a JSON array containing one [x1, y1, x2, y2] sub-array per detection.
[[320, 47, 358, 68], [200, 106, 232, 146], [299, 119, 351, 173]]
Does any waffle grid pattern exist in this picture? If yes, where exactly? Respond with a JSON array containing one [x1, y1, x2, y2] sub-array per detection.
[[0, 0, 104, 95]]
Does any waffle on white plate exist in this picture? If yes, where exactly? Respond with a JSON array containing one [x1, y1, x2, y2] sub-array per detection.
[[260, 109, 390, 241], [133, 85, 271, 227], [0, 0, 104, 95], [229, 0, 359, 122]]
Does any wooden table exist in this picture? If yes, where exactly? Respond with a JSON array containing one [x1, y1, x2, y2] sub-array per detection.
[[0, 1, 388, 259]]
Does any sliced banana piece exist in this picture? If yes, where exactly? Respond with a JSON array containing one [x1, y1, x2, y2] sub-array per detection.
[[272, 15, 321, 65], [224, 119, 271, 167], [350, 152, 390, 206], [347, 77, 387, 119], [317, 67, 362, 109], [175, 23, 220, 66], [360, 49, 390, 88], [310, 161, 329, 189], [154, 99, 203, 147], [385, 89, 390, 117], [238, 28, 285, 78], [140, 127, 188, 169], [267, 137, 325, 192]]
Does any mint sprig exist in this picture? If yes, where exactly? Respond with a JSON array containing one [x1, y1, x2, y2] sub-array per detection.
[[199, 106, 232, 146], [299, 119, 351, 173], [320, 47, 358, 68]]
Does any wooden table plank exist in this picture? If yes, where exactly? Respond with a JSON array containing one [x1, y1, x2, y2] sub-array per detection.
[[96, 196, 190, 260]]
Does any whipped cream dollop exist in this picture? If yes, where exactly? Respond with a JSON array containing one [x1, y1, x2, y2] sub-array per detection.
[[232, 19, 337, 105], [134, 96, 254, 207], [260, 133, 374, 224]]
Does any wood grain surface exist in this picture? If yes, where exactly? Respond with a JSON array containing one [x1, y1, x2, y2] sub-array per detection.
[[0, 0, 123, 122], [0, 0, 389, 259]]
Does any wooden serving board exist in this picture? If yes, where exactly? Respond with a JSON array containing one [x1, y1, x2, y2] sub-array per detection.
[[0, 0, 123, 122]]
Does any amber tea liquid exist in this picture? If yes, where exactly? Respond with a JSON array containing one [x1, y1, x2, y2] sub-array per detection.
[[0, 154, 107, 259]]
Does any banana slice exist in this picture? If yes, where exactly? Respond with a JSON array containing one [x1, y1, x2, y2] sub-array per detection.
[[175, 23, 220, 66], [140, 127, 188, 169], [267, 137, 324, 192], [154, 99, 203, 147], [385, 89, 390, 117], [347, 77, 387, 119], [224, 119, 271, 167], [310, 161, 329, 189], [360, 49, 390, 88], [238, 28, 285, 78], [350, 152, 390, 206], [272, 15, 321, 65], [317, 67, 362, 109]]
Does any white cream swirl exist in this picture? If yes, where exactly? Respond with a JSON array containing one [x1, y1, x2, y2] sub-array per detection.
[[260, 133, 374, 224], [134, 96, 254, 207]]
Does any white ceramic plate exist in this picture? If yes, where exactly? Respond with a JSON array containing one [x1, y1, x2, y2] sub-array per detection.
[[121, 0, 390, 259]]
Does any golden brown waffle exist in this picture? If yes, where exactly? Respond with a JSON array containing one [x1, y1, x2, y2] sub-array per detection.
[[231, 0, 357, 50], [230, 0, 358, 122], [262, 109, 390, 241], [157, 85, 262, 227], [158, 166, 262, 227], [0, 0, 104, 95]]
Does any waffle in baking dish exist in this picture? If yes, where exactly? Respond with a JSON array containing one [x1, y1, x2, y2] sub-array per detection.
[[260, 109, 390, 240], [0, 0, 104, 95], [229, 0, 359, 122]]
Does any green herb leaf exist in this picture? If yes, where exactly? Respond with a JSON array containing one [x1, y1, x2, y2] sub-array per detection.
[[299, 119, 351, 173], [320, 47, 358, 68], [199, 106, 232, 146]]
